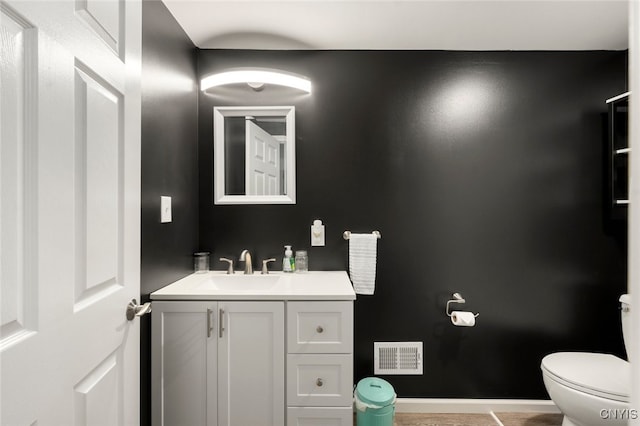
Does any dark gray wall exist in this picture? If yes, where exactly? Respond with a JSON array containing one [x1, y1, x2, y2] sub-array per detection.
[[198, 50, 628, 398], [141, 2, 198, 424]]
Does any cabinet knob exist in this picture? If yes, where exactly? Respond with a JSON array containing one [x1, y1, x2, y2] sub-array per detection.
[[316, 378, 323, 387], [316, 326, 324, 333]]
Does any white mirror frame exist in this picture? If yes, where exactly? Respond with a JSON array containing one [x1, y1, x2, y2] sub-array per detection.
[[213, 106, 296, 205]]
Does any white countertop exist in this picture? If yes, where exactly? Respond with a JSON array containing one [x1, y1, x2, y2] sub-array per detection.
[[150, 270, 356, 301]]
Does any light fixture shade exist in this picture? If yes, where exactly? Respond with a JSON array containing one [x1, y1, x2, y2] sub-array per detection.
[[200, 69, 312, 93]]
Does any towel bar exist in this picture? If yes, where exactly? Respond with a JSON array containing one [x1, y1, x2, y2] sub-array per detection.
[[343, 230, 381, 240]]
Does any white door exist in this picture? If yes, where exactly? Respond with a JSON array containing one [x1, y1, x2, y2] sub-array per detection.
[[218, 301, 285, 426], [246, 120, 281, 196], [1, 1, 141, 425]]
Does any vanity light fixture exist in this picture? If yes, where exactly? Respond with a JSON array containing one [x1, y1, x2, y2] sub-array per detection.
[[200, 68, 312, 94]]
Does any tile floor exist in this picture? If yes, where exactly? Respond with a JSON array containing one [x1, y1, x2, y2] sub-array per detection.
[[392, 413, 497, 426], [494, 413, 564, 426], [354, 412, 564, 426]]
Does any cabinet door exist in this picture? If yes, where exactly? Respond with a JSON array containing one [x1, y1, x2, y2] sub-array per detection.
[[218, 301, 285, 426], [152, 301, 218, 426]]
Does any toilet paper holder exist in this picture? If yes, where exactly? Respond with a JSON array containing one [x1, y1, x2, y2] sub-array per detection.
[[446, 293, 479, 318]]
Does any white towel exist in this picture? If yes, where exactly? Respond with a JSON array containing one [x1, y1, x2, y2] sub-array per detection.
[[349, 233, 378, 295]]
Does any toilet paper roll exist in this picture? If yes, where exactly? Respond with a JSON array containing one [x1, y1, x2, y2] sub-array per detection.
[[451, 311, 476, 327]]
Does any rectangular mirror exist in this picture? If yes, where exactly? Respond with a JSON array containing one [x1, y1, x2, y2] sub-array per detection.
[[214, 106, 296, 204]]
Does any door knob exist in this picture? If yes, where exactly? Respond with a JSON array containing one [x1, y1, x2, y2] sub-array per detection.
[[126, 299, 152, 321]]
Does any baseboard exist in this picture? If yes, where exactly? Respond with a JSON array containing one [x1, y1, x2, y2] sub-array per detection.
[[395, 398, 561, 414]]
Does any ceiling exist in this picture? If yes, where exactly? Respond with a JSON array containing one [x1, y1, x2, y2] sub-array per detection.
[[161, 0, 629, 51]]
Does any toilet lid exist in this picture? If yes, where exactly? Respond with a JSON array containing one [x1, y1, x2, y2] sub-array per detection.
[[541, 352, 630, 403]]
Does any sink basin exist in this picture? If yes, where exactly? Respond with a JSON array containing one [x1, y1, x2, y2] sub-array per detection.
[[196, 274, 281, 292]]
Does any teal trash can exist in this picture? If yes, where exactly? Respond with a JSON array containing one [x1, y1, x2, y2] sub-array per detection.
[[354, 377, 396, 426]]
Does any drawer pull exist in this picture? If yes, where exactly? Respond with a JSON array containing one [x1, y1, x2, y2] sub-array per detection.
[[316, 326, 324, 333], [316, 378, 324, 387]]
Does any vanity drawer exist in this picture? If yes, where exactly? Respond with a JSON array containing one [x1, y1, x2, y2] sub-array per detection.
[[287, 407, 353, 426], [287, 354, 353, 407], [287, 302, 353, 354]]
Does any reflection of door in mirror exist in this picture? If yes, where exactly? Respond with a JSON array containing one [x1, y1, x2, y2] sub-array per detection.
[[246, 119, 280, 195]]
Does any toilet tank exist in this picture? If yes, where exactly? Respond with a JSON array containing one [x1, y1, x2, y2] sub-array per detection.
[[620, 294, 632, 360]]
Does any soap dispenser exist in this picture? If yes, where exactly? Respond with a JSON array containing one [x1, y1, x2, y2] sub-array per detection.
[[283, 245, 295, 272]]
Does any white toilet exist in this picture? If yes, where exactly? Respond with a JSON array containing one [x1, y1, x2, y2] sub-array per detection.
[[541, 294, 631, 426]]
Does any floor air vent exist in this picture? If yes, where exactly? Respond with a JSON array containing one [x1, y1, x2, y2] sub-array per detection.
[[374, 342, 423, 375]]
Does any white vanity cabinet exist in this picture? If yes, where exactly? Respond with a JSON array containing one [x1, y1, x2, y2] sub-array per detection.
[[150, 271, 356, 426], [152, 301, 285, 426]]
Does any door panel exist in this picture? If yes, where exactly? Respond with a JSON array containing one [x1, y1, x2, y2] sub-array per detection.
[[74, 61, 124, 310], [0, 1, 141, 425], [73, 350, 123, 426], [75, 0, 124, 58], [246, 120, 280, 196], [0, 3, 38, 348]]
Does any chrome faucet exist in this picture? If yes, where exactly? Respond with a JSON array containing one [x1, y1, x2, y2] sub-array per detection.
[[239, 250, 253, 274]]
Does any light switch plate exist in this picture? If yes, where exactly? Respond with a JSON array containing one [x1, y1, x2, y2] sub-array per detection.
[[160, 196, 172, 223]]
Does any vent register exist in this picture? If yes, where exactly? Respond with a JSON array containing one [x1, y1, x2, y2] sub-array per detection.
[[374, 342, 423, 375]]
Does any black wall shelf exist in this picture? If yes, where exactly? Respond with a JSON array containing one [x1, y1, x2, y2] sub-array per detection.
[[606, 92, 630, 221]]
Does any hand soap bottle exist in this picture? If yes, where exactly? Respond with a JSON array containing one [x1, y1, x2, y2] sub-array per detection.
[[283, 245, 295, 272]]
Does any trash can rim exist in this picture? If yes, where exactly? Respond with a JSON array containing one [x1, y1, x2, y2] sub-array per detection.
[[355, 377, 396, 407]]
